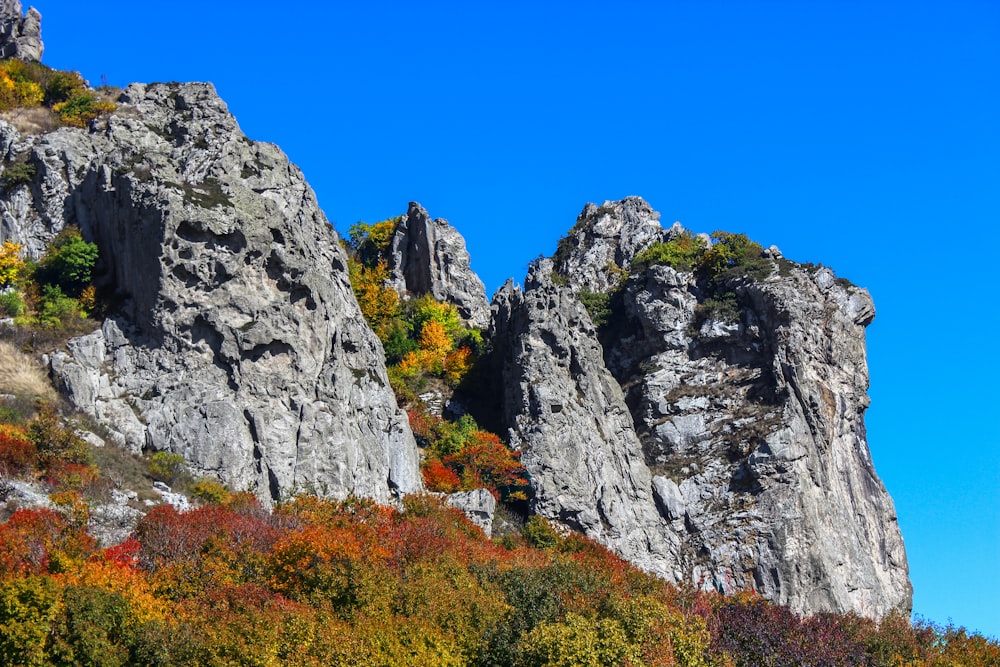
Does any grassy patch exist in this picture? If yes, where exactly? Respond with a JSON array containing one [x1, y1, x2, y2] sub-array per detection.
[[0, 340, 56, 402]]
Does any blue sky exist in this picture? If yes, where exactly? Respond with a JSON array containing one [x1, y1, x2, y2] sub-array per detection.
[[36, 0, 998, 638]]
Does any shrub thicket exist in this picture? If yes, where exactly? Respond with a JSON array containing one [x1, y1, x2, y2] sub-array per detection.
[[0, 228, 100, 329], [2, 493, 992, 666], [0, 59, 116, 127]]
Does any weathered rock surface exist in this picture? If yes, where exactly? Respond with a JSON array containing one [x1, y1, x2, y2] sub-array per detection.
[[488, 197, 910, 617], [552, 196, 670, 293], [446, 488, 497, 537], [0, 82, 422, 503], [388, 202, 490, 328], [490, 258, 679, 577], [0, 0, 42, 62], [614, 259, 907, 617]]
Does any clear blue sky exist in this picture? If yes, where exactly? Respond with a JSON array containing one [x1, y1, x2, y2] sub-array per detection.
[[36, 0, 998, 638]]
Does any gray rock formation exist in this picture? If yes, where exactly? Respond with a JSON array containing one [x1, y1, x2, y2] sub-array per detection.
[[446, 488, 497, 537], [552, 196, 670, 293], [610, 260, 909, 617], [490, 258, 679, 577], [387, 202, 490, 328], [0, 82, 422, 504], [0, 0, 42, 61], [488, 198, 911, 617]]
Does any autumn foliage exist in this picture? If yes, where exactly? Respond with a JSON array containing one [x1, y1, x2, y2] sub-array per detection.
[[344, 216, 523, 501], [0, 491, 996, 666], [0, 58, 116, 125]]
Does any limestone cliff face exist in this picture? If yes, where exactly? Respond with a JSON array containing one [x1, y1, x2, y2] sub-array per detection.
[[387, 201, 490, 328], [488, 198, 911, 617], [0, 82, 422, 503]]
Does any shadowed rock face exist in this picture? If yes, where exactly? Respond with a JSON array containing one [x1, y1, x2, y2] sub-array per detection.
[[0, 1, 42, 62], [0, 82, 422, 504], [490, 259, 680, 578], [387, 202, 490, 329], [487, 197, 911, 617]]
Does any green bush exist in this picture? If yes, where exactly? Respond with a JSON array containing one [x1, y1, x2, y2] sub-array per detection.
[[148, 452, 185, 484], [36, 228, 98, 297], [522, 515, 561, 550], [36, 285, 81, 327], [695, 292, 740, 325], [0, 289, 24, 317], [0, 162, 35, 189], [43, 70, 87, 106], [631, 230, 706, 273], [698, 231, 771, 282], [577, 289, 611, 328]]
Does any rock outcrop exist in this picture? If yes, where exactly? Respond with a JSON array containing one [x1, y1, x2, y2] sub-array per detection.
[[552, 196, 670, 293], [487, 197, 911, 617], [446, 488, 497, 537], [490, 258, 679, 577], [0, 82, 422, 503], [0, 1, 42, 62], [387, 202, 490, 328]]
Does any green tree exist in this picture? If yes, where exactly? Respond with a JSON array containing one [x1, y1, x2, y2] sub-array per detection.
[[37, 227, 98, 297], [631, 229, 706, 273]]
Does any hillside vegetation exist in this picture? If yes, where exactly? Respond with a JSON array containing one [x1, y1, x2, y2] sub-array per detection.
[[1, 490, 998, 666], [344, 219, 529, 503]]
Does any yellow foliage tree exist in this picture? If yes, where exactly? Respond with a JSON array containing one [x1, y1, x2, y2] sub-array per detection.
[[347, 257, 399, 340], [418, 319, 453, 359], [520, 613, 645, 667], [0, 241, 24, 287], [0, 65, 43, 111]]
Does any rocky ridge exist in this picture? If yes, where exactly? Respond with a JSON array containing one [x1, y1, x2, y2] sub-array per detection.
[[0, 10, 911, 618], [387, 201, 490, 328], [490, 258, 679, 577]]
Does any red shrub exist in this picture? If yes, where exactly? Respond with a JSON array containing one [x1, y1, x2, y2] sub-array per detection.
[[0, 422, 36, 472], [0, 507, 96, 575], [444, 430, 527, 498], [422, 457, 461, 493]]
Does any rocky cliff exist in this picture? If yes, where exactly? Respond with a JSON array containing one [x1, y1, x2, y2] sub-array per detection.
[[490, 259, 679, 577], [0, 9, 910, 618], [485, 198, 910, 617], [0, 82, 422, 503]]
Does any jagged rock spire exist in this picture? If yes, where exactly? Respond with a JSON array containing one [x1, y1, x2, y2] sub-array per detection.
[[0, 1, 43, 62], [387, 202, 491, 329]]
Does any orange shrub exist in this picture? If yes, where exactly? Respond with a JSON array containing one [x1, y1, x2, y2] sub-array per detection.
[[422, 457, 461, 493]]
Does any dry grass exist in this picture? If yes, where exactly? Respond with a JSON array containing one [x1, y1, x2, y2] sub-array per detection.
[[0, 339, 56, 401], [0, 106, 60, 136]]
